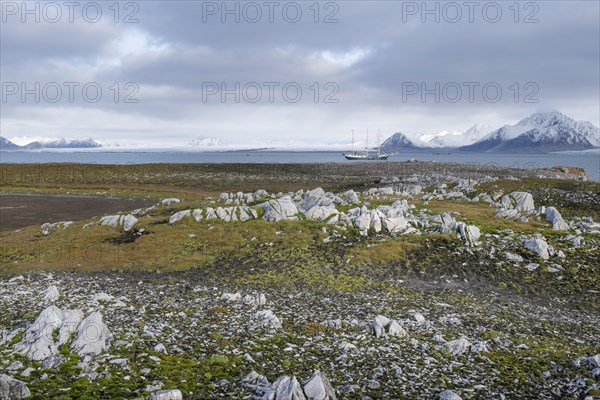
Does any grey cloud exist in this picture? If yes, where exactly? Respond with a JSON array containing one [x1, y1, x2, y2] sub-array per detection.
[[1, 0, 598, 144]]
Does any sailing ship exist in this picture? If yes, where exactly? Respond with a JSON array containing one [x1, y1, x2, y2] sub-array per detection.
[[343, 130, 391, 160]]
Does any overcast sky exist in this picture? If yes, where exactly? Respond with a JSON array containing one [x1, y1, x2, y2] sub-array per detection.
[[1, 0, 599, 147]]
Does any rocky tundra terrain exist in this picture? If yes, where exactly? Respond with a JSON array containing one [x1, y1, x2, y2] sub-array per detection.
[[1, 162, 599, 399]]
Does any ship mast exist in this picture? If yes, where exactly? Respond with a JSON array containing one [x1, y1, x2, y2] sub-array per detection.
[[377, 130, 382, 157], [351, 129, 355, 154], [366, 129, 369, 157]]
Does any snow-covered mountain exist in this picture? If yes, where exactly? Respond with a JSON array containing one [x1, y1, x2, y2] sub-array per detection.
[[1, 137, 103, 150], [381, 132, 427, 152], [460, 111, 600, 153], [0, 136, 20, 150], [23, 138, 102, 149], [421, 124, 492, 148], [189, 136, 226, 147]]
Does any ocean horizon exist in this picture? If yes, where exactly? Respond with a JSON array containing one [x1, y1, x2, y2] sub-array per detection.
[[2, 150, 598, 180]]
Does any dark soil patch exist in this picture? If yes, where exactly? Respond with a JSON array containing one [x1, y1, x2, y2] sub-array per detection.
[[0, 193, 154, 231]]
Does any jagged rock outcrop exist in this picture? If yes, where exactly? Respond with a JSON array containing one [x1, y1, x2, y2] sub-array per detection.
[[14, 306, 83, 361], [70, 312, 112, 359]]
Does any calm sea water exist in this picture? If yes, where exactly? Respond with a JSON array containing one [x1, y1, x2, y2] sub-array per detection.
[[1, 151, 598, 180]]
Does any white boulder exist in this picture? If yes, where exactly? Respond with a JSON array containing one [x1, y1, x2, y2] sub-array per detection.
[[303, 370, 337, 400], [169, 210, 191, 225], [70, 312, 112, 358], [523, 238, 550, 260]]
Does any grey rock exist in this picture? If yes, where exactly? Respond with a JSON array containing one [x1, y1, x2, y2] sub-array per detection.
[[439, 389, 462, 400], [0, 374, 30, 400], [454, 222, 481, 247], [255, 310, 282, 329], [100, 214, 137, 231], [242, 370, 271, 387], [413, 312, 426, 324], [404, 184, 422, 195], [161, 198, 180, 205], [205, 207, 217, 220], [42, 286, 60, 303], [303, 371, 337, 400], [445, 337, 472, 355], [382, 217, 409, 234], [387, 320, 408, 337], [525, 263, 540, 271], [40, 221, 73, 235], [192, 209, 204, 222], [71, 312, 112, 358], [271, 375, 307, 400], [523, 238, 550, 260], [304, 204, 338, 222], [149, 389, 183, 400], [14, 305, 68, 361], [510, 191, 535, 212], [367, 380, 380, 390], [506, 253, 523, 263], [545, 207, 570, 231], [261, 196, 299, 222], [343, 190, 360, 204], [122, 214, 138, 231], [169, 210, 191, 225], [221, 293, 241, 302]]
